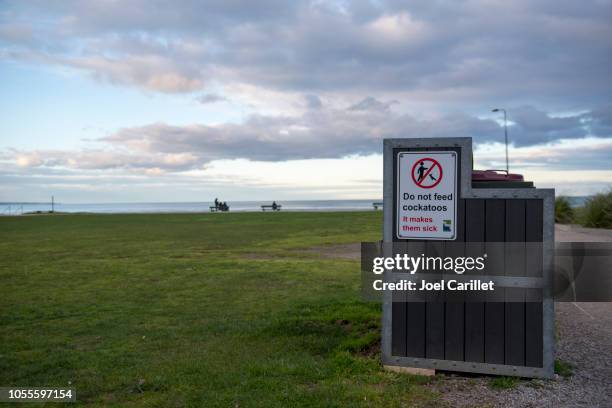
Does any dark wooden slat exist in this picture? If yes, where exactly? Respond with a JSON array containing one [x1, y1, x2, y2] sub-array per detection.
[[464, 199, 485, 363], [426, 239, 445, 360], [525, 301, 543, 367], [406, 302, 426, 357], [485, 199, 505, 365], [504, 200, 526, 366], [426, 301, 445, 359], [445, 198, 465, 361], [392, 301, 407, 356], [525, 199, 544, 367], [406, 240, 427, 358], [525, 199, 543, 245]]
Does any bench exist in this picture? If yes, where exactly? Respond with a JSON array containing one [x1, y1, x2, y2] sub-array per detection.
[[372, 202, 384, 210], [210, 206, 229, 212], [261, 205, 282, 211]]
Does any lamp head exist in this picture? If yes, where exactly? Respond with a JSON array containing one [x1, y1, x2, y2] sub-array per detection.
[[491, 108, 500, 112]]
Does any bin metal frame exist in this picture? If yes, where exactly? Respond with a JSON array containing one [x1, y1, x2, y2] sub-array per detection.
[[382, 137, 555, 378]]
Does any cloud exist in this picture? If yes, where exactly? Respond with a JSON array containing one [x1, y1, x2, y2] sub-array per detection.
[[0, 0, 610, 106], [66, 55, 205, 93], [303, 94, 322, 109], [15, 152, 44, 167], [195, 93, 228, 104], [2, 142, 610, 202], [1, 1, 610, 200], [96, 97, 496, 164], [348, 96, 398, 113], [7, 148, 199, 172], [3, 100, 609, 173], [474, 137, 612, 171], [195, 93, 229, 105]]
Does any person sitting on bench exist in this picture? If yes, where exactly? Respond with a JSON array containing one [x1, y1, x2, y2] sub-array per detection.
[[272, 201, 278, 211]]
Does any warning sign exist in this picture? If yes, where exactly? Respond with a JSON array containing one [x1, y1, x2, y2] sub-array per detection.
[[397, 151, 457, 240], [411, 157, 443, 188]]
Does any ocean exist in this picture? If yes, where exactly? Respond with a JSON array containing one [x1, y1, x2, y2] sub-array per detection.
[[0, 200, 384, 215], [1, 196, 591, 215]]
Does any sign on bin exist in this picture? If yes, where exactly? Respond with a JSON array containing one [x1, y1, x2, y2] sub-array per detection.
[[396, 151, 457, 240]]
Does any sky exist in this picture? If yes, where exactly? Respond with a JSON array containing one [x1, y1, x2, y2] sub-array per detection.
[[0, 0, 611, 203]]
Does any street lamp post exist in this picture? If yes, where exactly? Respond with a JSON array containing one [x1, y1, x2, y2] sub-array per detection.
[[492, 108, 509, 173]]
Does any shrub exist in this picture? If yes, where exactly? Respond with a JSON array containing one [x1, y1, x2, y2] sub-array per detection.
[[581, 190, 612, 229], [555, 196, 574, 224]]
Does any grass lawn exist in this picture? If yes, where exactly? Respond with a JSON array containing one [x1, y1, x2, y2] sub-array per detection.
[[0, 212, 438, 407]]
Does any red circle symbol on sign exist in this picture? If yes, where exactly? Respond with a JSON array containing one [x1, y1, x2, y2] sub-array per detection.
[[411, 158, 443, 189]]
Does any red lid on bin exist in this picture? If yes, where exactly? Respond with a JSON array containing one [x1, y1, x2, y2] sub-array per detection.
[[472, 170, 524, 181]]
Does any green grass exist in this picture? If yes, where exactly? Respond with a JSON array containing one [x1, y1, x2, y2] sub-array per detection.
[[0, 212, 438, 407], [554, 359, 574, 378], [488, 376, 521, 390]]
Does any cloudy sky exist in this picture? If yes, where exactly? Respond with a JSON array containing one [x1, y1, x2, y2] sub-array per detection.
[[1, 0, 611, 202]]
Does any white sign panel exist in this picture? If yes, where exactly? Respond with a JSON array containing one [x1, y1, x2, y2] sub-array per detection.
[[396, 151, 457, 240]]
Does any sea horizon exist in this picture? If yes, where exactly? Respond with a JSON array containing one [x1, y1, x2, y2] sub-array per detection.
[[0, 199, 386, 215], [0, 195, 592, 215]]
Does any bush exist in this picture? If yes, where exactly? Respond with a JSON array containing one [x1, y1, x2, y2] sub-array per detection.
[[555, 196, 574, 224], [581, 190, 612, 229]]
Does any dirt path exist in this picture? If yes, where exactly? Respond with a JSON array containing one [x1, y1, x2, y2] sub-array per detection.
[[555, 224, 612, 242]]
